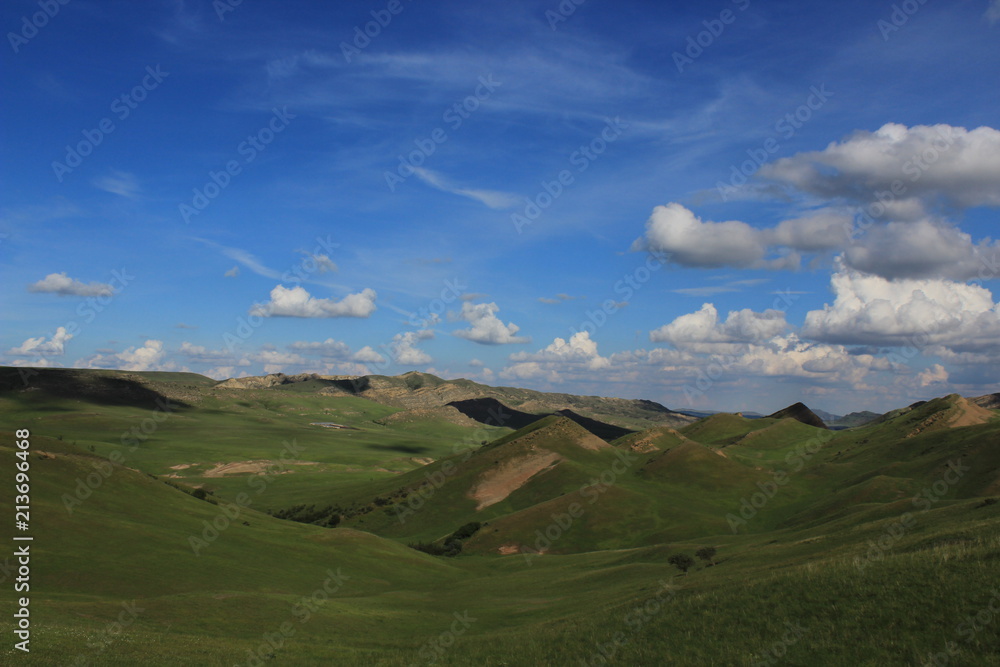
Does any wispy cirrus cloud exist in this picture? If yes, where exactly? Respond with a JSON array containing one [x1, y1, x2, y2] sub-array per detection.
[[412, 168, 519, 209]]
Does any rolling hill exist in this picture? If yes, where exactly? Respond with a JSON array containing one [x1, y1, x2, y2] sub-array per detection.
[[2, 366, 999, 664]]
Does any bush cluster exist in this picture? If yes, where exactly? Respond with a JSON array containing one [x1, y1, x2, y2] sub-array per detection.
[[270, 504, 341, 528], [408, 522, 482, 558]]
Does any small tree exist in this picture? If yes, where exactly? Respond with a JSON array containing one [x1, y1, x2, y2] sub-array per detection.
[[695, 546, 717, 566], [668, 553, 694, 574]]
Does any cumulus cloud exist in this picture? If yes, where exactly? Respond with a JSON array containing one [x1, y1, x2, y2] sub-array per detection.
[[918, 363, 949, 387], [502, 331, 610, 380], [28, 273, 115, 297], [452, 302, 531, 345], [802, 267, 1000, 354], [634, 204, 851, 270], [391, 330, 434, 365], [288, 338, 352, 357], [760, 123, 1000, 213], [250, 348, 308, 373], [676, 334, 896, 386], [762, 210, 852, 252], [352, 346, 387, 364], [7, 327, 74, 356], [298, 251, 337, 273], [76, 340, 174, 371], [650, 304, 788, 350], [635, 203, 765, 268], [250, 285, 377, 318], [843, 219, 1000, 281]]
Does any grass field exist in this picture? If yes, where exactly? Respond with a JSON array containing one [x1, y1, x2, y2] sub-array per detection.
[[1, 368, 998, 665]]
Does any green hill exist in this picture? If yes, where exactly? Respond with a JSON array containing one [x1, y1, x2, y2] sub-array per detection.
[[2, 367, 999, 664]]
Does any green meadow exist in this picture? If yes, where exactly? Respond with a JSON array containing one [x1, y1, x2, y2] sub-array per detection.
[[1, 368, 999, 665]]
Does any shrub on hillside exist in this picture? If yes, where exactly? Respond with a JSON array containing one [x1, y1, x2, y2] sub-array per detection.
[[696, 546, 717, 565], [668, 553, 694, 574]]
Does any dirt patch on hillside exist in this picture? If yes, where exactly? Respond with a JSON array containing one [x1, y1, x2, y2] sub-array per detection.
[[203, 460, 319, 477], [907, 396, 995, 437], [948, 397, 994, 428], [470, 450, 563, 510], [575, 432, 611, 451], [625, 427, 690, 453], [381, 406, 482, 428], [498, 544, 521, 555]]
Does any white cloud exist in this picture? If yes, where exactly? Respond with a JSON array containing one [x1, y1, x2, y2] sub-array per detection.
[[918, 364, 949, 387], [205, 366, 237, 380], [28, 273, 115, 297], [635, 203, 765, 268], [92, 170, 141, 199], [499, 360, 553, 382], [8, 327, 74, 356], [763, 211, 852, 252], [760, 123, 1000, 213], [503, 331, 610, 380], [250, 285, 377, 318], [352, 346, 387, 364], [288, 338, 352, 358], [452, 302, 531, 345], [224, 266, 240, 278], [195, 239, 282, 280], [802, 266, 1000, 354], [843, 220, 1000, 281], [635, 204, 848, 270], [76, 340, 175, 371], [672, 278, 771, 298], [179, 342, 242, 365], [250, 348, 308, 372], [412, 167, 519, 210], [298, 251, 337, 273], [391, 330, 434, 365], [650, 303, 788, 349]]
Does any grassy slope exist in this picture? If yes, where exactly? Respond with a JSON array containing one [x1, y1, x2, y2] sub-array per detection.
[[0, 382, 509, 511], [2, 374, 999, 664], [3, 431, 999, 665]]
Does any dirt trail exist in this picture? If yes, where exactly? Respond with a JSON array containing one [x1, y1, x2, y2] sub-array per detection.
[[470, 450, 563, 510]]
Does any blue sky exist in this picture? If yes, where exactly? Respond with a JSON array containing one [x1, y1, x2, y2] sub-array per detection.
[[2, 0, 999, 414]]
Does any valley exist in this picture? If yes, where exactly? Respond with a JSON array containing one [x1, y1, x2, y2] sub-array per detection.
[[1, 366, 998, 665]]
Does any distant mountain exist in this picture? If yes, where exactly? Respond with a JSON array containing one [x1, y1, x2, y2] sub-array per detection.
[[766, 402, 828, 428], [216, 370, 695, 433], [971, 392, 1000, 410], [831, 411, 882, 428], [674, 408, 764, 419], [812, 408, 842, 423]]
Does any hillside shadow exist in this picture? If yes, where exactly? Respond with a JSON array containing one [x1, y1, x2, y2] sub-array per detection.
[[0, 367, 190, 410], [448, 397, 634, 440]]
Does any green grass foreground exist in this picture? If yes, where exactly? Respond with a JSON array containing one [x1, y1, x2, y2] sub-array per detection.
[[1, 369, 999, 665]]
